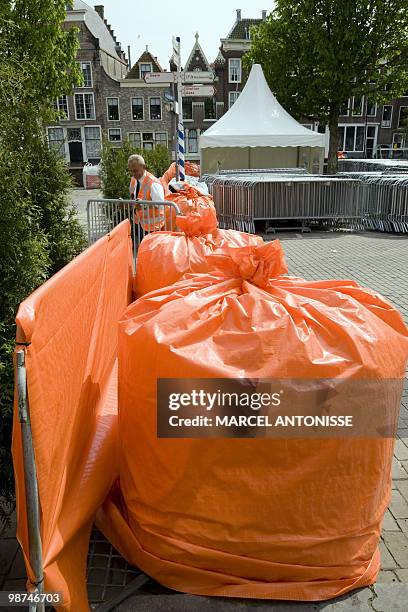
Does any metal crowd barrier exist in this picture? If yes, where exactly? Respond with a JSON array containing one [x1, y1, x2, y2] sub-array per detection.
[[338, 159, 408, 173], [339, 172, 408, 232], [87, 199, 181, 267], [215, 168, 309, 176], [204, 174, 364, 233], [362, 175, 408, 232]]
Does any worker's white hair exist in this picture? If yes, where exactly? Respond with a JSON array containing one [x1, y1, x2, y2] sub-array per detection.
[[128, 154, 145, 166]]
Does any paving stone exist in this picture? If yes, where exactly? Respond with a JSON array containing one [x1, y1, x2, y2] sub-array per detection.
[[396, 519, 408, 533], [391, 458, 408, 480], [390, 490, 408, 519], [396, 480, 408, 502], [381, 532, 408, 568], [376, 570, 399, 583], [395, 568, 408, 582], [379, 540, 398, 570], [382, 509, 400, 531], [371, 583, 408, 610], [394, 439, 408, 461]]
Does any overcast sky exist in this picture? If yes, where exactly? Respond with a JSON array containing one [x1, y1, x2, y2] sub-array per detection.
[[99, 1, 272, 69]]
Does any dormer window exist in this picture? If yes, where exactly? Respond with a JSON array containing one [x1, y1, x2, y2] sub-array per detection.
[[244, 26, 251, 40]]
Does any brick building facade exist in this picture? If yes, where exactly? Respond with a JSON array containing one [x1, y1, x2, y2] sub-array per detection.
[[48, 2, 175, 180], [49, 4, 408, 176]]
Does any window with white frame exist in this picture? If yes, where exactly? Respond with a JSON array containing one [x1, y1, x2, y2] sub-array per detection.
[[229, 58, 242, 83], [47, 127, 65, 157], [78, 62, 92, 87], [128, 132, 142, 148], [155, 132, 168, 148], [398, 106, 408, 129], [107, 97, 120, 121], [338, 125, 365, 151], [149, 97, 161, 120], [366, 99, 377, 117], [229, 91, 240, 108], [139, 63, 152, 79], [393, 133, 405, 148], [382, 105, 393, 128], [142, 132, 154, 149], [84, 126, 101, 160], [53, 95, 69, 119], [108, 128, 121, 142], [131, 97, 144, 120], [74, 93, 95, 119], [204, 98, 216, 120], [351, 95, 364, 116], [187, 129, 198, 153]]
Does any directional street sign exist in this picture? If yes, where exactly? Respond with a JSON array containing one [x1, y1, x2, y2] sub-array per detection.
[[183, 71, 215, 83], [181, 84, 216, 97], [144, 72, 175, 84]]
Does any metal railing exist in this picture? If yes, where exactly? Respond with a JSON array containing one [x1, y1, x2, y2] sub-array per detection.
[[203, 173, 364, 233], [338, 159, 408, 173], [87, 199, 182, 266]]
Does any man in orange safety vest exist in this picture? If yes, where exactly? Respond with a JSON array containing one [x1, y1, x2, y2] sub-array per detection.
[[128, 154, 165, 231]]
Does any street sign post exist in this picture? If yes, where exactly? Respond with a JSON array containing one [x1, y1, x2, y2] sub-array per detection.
[[181, 84, 216, 97], [144, 72, 175, 84]]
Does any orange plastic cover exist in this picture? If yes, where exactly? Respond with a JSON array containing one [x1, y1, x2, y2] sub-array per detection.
[[161, 162, 201, 189], [133, 229, 264, 296], [135, 188, 264, 296], [105, 240, 408, 602], [12, 221, 133, 611]]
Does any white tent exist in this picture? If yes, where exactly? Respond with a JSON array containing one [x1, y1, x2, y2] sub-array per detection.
[[200, 64, 325, 174]]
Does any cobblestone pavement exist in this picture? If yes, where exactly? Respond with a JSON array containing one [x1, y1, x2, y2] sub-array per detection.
[[1, 229, 408, 611], [71, 187, 103, 230]]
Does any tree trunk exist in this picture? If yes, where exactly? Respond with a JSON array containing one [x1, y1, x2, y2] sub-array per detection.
[[327, 110, 339, 175]]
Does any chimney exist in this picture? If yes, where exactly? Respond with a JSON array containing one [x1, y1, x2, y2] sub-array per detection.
[[128, 45, 132, 69], [262, 10, 267, 20], [236, 9, 241, 21], [94, 5, 104, 20]]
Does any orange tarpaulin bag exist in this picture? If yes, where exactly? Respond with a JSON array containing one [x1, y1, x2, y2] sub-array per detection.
[[12, 221, 134, 612], [161, 162, 201, 190], [101, 240, 408, 602], [135, 189, 264, 296], [164, 184, 216, 228]]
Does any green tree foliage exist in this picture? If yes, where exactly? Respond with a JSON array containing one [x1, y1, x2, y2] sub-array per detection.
[[0, 1, 86, 504], [246, 1, 408, 172], [100, 140, 171, 199]]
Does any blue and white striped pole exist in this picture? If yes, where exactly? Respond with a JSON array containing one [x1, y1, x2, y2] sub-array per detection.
[[178, 120, 185, 181], [175, 36, 185, 181]]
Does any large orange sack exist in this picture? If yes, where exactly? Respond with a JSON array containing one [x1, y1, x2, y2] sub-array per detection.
[[161, 162, 201, 189], [115, 241, 408, 602], [135, 188, 264, 296]]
